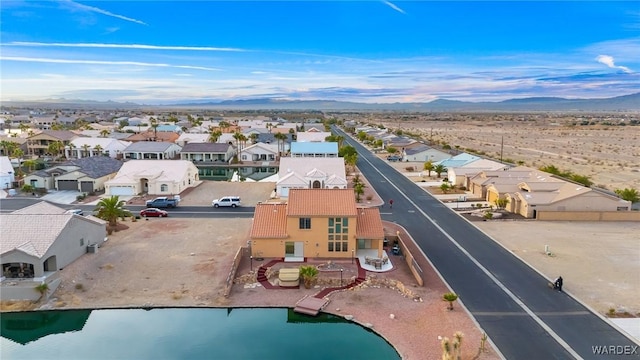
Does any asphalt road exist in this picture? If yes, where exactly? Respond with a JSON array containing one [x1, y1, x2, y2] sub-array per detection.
[[0, 199, 255, 219], [334, 126, 639, 359]]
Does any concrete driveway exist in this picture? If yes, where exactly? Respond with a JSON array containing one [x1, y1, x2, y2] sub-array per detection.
[[40, 190, 81, 205]]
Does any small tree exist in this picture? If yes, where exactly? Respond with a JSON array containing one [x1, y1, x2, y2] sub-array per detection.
[[354, 182, 365, 202], [34, 282, 50, 301], [299, 265, 319, 289], [494, 197, 510, 210], [443, 292, 458, 310], [615, 188, 639, 203], [423, 160, 434, 177], [440, 183, 450, 194], [434, 164, 448, 178]]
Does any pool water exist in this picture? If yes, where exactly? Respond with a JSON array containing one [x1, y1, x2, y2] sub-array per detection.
[[1, 308, 400, 359]]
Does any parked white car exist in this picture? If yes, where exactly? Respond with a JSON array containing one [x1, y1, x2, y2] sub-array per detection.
[[212, 196, 241, 208]]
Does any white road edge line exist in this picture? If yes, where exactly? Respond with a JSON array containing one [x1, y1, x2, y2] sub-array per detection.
[[353, 137, 583, 359]]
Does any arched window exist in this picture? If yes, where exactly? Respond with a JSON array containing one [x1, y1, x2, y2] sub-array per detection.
[[312, 180, 321, 188]]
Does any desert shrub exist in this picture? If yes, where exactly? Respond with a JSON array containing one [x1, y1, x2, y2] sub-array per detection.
[[405, 166, 415, 172]]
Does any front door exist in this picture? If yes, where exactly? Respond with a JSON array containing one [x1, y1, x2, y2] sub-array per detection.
[[285, 242, 304, 258]]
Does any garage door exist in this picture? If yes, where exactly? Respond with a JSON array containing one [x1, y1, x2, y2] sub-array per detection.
[[109, 186, 134, 196], [80, 181, 94, 193], [58, 180, 78, 191]]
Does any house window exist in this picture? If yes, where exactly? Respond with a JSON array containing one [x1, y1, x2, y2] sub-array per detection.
[[299, 218, 311, 229], [161, 184, 168, 192], [328, 217, 349, 252], [80, 238, 84, 246]]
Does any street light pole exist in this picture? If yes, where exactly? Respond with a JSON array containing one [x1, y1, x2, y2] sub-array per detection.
[[250, 256, 253, 271], [351, 249, 354, 264], [340, 269, 343, 286]]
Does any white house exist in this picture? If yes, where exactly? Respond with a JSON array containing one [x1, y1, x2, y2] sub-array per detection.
[[66, 137, 131, 159], [122, 142, 182, 160], [296, 131, 332, 142], [240, 143, 278, 163], [1, 202, 106, 301], [105, 160, 199, 196], [0, 156, 15, 189], [276, 157, 347, 197], [403, 144, 450, 163]]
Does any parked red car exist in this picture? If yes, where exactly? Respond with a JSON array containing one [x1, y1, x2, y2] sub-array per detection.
[[140, 208, 168, 217]]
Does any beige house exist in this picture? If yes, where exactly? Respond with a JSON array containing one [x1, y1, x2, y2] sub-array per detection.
[[26, 130, 79, 157], [105, 159, 199, 196], [23, 156, 123, 192], [470, 167, 632, 219], [1, 202, 106, 301], [249, 189, 385, 260]]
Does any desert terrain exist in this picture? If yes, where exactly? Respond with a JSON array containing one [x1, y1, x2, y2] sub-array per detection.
[[363, 113, 640, 192]]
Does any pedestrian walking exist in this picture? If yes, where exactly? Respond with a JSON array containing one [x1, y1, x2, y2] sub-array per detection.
[[389, 199, 394, 209], [554, 276, 563, 292]]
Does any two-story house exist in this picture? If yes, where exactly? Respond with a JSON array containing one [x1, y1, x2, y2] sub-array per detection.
[[26, 130, 79, 157], [249, 189, 385, 261], [123, 142, 182, 160]]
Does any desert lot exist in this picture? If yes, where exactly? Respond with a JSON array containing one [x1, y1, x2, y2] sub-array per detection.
[[371, 114, 640, 191]]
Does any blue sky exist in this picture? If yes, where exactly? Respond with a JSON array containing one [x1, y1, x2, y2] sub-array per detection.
[[1, 1, 639, 104]]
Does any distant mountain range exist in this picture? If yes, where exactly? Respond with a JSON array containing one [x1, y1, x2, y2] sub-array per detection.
[[3, 93, 639, 112]]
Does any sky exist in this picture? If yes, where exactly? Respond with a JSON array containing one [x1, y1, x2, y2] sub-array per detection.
[[1, 1, 639, 104]]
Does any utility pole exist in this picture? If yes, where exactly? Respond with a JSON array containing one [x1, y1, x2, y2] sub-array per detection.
[[500, 135, 504, 163]]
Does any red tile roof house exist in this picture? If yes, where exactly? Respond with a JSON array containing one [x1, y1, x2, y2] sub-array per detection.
[[249, 188, 385, 261]]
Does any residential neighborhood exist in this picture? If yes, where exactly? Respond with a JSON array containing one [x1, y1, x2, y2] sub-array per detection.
[[0, 108, 638, 359]]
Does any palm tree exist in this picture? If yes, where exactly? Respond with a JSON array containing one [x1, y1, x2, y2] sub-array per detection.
[[23, 159, 37, 172], [443, 292, 458, 310], [150, 117, 159, 140], [81, 144, 91, 158], [47, 141, 64, 160], [94, 195, 132, 231], [100, 129, 110, 138], [219, 121, 231, 133], [299, 265, 319, 289], [208, 127, 222, 143], [615, 188, 639, 203], [494, 197, 510, 210], [434, 164, 448, 178], [274, 132, 288, 157], [249, 133, 259, 144], [18, 123, 30, 134], [94, 144, 104, 156], [354, 181, 366, 202], [0, 140, 14, 156], [67, 143, 77, 159], [423, 161, 434, 177]]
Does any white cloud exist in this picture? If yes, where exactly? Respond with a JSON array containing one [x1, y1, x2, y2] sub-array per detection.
[[61, 0, 147, 25], [596, 54, 632, 73], [8, 42, 246, 52], [0, 56, 221, 71], [382, 1, 406, 14]]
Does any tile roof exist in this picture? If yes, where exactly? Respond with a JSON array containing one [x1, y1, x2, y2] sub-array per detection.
[[60, 156, 124, 178], [123, 141, 179, 152], [180, 142, 232, 152], [356, 207, 385, 239], [34, 130, 79, 141], [11, 201, 67, 214], [278, 157, 346, 182], [250, 203, 288, 238], [404, 144, 432, 155], [1, 214, 71, 257], [287, 189, 358, 216]]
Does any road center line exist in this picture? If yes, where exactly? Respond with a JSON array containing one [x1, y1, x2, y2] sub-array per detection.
[[354, 139, 582, 359]]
